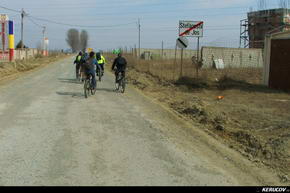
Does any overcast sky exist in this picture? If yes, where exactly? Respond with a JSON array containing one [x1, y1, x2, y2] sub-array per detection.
[[0, 0, 284, 51]]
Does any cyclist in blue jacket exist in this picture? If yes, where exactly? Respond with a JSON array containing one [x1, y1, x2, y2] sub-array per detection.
[[83, 51, 99, 89]]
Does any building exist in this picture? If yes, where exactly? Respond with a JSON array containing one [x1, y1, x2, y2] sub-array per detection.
[[263, 31, 290, 90], [247, 8, 290, 48]]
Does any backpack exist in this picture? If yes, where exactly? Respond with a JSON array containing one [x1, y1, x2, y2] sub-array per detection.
[[83, 58, 94, 71]]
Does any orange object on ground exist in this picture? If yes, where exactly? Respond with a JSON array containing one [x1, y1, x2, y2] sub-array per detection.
[[217, 96, 224, 100]]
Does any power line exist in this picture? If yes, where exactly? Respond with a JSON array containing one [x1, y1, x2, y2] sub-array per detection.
[[26, 16, 44, 28], [27, 15, 137, 28], [0, 5, 137, 28], [0, 5, 21, 13]]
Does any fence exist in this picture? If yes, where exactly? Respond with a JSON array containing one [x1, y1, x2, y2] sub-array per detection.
[[129, 46, 264, 85], [14, 49, 41, 60], [0, 49, 42, 62]]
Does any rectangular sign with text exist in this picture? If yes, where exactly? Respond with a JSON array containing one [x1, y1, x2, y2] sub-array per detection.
[[179, 21, 203, 37]]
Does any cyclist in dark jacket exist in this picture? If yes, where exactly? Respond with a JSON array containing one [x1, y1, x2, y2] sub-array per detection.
[[111, 53, 127, 83]]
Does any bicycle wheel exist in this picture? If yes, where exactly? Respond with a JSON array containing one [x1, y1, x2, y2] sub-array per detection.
[[98, 68, 102, 82], [84, 79, 91, 98], [121, 78, 126, 93], [116, 73, 121, 92], [98, 75, 101, 82], [91, 80, 97, 95]]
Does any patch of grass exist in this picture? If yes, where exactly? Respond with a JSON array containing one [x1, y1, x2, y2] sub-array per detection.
[[175, 76, 210, 89]]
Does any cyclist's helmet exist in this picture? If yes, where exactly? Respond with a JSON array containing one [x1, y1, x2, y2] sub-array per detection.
[[89, 51, 95, 58], [96, 52, 101, 60], [79, 51, 83, 55], [118, 52, 122, 57]]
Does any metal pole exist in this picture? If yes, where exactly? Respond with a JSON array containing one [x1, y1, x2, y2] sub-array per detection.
[[180, 48, 184, 78], [42, 26, 46, 55], [174, 43, 177, 65]]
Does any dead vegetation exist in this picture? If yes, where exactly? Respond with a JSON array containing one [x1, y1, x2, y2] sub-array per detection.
[[119, 54, 290, 184], [0, 53, 68, 81]]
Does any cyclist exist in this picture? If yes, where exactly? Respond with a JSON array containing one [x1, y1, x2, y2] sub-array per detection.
[[111, 52, 127, 85], [74, 51, 83, 79], [96, 52, 106, 76], [83, 51, 99, 89], [79, 52, 89, 82]]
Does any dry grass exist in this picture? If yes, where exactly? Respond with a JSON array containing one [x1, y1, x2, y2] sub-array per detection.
[[123, 54, 263, 85], [0, 53, 68, 80]]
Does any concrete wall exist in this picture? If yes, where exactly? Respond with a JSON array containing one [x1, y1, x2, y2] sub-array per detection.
[[201, 46, 263, 68], [14, 49, 41, 60], [134, 48, 197, 60]]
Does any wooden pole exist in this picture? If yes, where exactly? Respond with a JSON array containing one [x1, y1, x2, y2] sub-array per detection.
[[161, 41, 164, 60], [172, 43, 177, 81]]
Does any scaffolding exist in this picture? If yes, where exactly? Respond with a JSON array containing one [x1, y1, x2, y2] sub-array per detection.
[[239, 19, 249, 48], [245, 8, 290, 48]]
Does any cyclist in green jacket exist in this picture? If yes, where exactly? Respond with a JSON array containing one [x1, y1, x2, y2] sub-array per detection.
[[96, 52, 106, 76], [74, 51, 83, 79]]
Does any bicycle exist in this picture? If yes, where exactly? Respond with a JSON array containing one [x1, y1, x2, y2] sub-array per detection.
[[76, 68, 82, 82], [115, 70, 126, 93], [96, 66, 103, 82], [84, 74, 96, 98]]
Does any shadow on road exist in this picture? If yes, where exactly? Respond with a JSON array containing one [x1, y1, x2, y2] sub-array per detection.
[[56, 91, 84, 98], [58, 78, 83, 85], [96, 88, 116, 93]]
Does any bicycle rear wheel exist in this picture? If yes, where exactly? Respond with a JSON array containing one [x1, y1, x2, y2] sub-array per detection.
[[84, 79, 91, 98], [91, 80, 97, 95], [120, 78, 126, 93]]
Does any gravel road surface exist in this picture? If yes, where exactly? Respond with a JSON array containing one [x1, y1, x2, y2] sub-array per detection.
[[0, 57, 279, 186]]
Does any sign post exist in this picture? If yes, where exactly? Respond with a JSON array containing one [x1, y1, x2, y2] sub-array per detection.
[[176, 37, 189, 77], [178, 20, 204, 78]]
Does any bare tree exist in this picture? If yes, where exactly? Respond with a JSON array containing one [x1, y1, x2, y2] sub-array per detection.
[[66, 29, 80, 53], [80, 30, 89, 53]]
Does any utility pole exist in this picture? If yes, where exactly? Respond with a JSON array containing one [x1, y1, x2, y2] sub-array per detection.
[[138, 18, 141, 59], [161, 41, 164, 59], [21, 8, 25, 49], [42, 26, 46, 55]]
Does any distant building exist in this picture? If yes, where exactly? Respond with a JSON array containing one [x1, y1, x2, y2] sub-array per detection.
[[247, 8, 290, 48]]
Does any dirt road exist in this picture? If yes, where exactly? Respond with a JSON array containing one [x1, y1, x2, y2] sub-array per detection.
[[0, 57, 281, 186]]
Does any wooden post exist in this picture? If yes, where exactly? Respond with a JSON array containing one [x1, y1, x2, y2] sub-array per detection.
[[174, 43, 178, 80], [161, 41, 164, 60]]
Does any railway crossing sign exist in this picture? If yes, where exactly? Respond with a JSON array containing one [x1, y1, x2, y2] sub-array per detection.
[[176, 36, 188, 49], [179, 21, 204, 37]]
